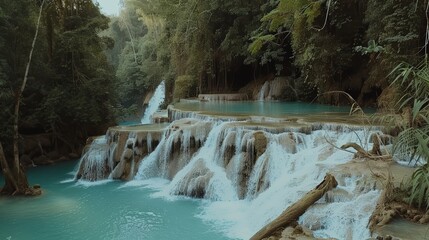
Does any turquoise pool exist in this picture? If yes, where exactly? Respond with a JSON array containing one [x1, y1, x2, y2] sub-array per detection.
[[0, 161, 230, 240]]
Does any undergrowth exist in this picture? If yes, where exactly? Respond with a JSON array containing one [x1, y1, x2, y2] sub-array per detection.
[[391, 60, 429, 209]]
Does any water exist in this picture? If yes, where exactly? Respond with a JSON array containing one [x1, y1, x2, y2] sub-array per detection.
[[141, 81, 166, 124], [258, 81, 269, 100], [0, 161, 230, 240], [130, 120, 380, 239], [196, 130, 379, 239], [173, 101, 366, 117]]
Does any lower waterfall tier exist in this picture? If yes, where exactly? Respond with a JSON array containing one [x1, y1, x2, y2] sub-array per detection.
[[74, 118, 405, 239]]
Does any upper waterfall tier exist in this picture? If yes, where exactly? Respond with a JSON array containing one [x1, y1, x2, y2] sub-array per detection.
[[168, 100, 376, 124], [141, 80, 166, 124]]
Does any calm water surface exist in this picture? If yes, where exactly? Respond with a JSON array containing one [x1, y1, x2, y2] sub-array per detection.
[[173, 101, 365, 117], [0, 161, 230, 240]]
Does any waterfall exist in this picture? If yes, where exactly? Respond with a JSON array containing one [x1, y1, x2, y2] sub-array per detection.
[[164, 122, 238, 200], [78, 117, 384, 239], [141, 80, 165, 124], [75, 136, 112, 181], [196, 128, 379, 239], [135, 119, 213, 180], [132, 121, 380, 239], [258, 81, 269, 101]]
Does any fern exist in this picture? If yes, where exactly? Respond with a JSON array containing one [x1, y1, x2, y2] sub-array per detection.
[[392, 60, 429, 208], [391, 60, 429, 164], [407, 164, 429, 209], [393, 126, 429, 165]]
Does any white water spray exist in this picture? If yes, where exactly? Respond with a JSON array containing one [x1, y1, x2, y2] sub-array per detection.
[[78, 116, 384, 239], [141, 81, 165, 124], [132, 122, 380, 239], [75, 136, 111, 181]]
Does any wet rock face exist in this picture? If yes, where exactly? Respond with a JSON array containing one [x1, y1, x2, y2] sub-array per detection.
[[174, 159, 214, 198], [254, 131, 267, 159], [76, 118, 388, 215], [256, 77, 294, 101], [76, 129, 163, 181], [76, 139, 111, 181], [231, 131, 269, 199]]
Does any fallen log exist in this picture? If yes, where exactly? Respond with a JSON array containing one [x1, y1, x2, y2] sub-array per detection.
[[250, 174, 338, 240], [341, 142, 391, 161], [341, 143, 371, 158]]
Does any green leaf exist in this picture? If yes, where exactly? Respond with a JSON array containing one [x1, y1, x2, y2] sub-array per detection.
[[413, 98, 429, 121]]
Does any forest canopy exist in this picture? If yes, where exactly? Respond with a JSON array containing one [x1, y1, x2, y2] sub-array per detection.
[[0, 0, 117, 156], [0, 0, 426, 164], [0, 0, 427, 156], [106, 0, 427, 107]]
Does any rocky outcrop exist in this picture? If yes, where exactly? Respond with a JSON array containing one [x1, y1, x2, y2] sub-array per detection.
[[257, 77, 297, 101], [75, 125, 164, 181], [173, 159, 214, 198], [73, 115, 406, 240]]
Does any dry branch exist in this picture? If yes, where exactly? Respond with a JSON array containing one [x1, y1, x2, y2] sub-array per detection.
[[341, 142, 391, 161], [250, 174, 338, 240], [341, 143, 371, 158]]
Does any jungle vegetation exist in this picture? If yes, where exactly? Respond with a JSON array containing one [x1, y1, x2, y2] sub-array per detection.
[[0, 0, 117, 194], [108, 0, 427, 107], [0, 0, 428, 206]]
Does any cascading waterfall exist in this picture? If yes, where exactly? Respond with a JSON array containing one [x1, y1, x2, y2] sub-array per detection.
[[75, 136, 112, 181], [132, 121, 381, 239], [135, 119, 213, 181], [141, 80, 165, 124], [76, 116, 386, 239], [163, 122, 238, 201], [258, 81, 269, 100]]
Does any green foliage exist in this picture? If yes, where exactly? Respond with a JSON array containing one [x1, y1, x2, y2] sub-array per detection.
[[173, 75, 197, 100], [248, 35, 275, 56], [391, 61, 429, 164], [0, 0, 117, 154], [407, 164, 429, 209], [391, 60, 429, 209], [354, 40, 384, 55], [362, 0, 424, 95], [108, 0, 427, 108], [247, 0, 427, 104], [116, 0, 266, 95], [0, 0, 42, 150]]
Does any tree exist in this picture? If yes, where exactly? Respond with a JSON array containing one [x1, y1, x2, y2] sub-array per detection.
[[0, 0, 45, 196], [37, 0, 117, 147], [0, 0, 118, 195]]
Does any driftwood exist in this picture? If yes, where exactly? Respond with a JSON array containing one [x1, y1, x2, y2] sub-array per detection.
[[340, 142, 391, 161], [341, 143, 370, 158], [250, 174, 338, 240]]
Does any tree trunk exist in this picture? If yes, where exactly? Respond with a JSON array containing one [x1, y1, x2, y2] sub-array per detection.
[[1, 0, 45, 196], [250, 174, 338, 240], [0, 142, 37, 195], [0, 143, 18, 193]]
